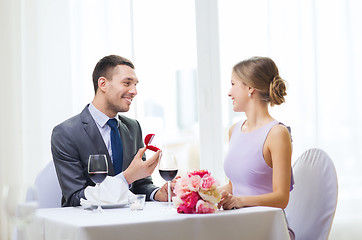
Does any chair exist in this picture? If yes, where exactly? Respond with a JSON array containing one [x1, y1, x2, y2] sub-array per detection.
[[33, 161, 62, 208], [11, 162, 62, 240], [285, 148, 338, 240]]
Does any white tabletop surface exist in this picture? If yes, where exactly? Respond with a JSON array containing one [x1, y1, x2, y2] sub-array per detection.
[[28, 202, 290, 240]]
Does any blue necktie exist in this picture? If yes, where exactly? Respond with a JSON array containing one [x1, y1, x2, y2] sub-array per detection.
[[107, 118, 123, 175]]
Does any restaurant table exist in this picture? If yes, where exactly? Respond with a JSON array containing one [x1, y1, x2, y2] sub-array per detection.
[[27, 202, 290, 240]]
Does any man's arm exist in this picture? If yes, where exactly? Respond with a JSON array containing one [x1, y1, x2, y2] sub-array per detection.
[[51, 124, 88, 207]]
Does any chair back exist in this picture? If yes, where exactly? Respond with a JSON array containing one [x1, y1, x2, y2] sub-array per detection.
[[285, 148, 338, 240], [34, 161, 62, 208]]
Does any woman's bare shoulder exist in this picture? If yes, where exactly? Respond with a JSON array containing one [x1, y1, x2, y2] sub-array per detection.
[[267, 123, 292, 146], [228, 122, 238, 140]]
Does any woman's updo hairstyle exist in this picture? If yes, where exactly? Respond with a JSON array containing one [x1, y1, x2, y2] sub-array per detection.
[[233, 56, 287, 106]]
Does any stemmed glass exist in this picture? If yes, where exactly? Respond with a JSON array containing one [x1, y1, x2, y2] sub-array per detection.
[[3, 185, 38, 240], [88, 154, 108, 213], [158, 152, 178, 211]]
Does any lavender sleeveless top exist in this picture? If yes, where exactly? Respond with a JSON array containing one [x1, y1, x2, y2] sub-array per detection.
[[224, 120, 294, 196]]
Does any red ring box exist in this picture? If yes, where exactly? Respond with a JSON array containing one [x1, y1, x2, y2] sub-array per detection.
[[144, 134, 160, 152]]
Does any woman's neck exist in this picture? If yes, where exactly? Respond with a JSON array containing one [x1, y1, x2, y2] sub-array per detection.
[[244, 104, 274, 132]]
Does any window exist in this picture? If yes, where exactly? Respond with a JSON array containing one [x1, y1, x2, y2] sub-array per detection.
[[132, 0, 199, 185]]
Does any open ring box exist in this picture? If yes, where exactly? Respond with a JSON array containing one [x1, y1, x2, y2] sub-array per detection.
[[144, 134, 160, 152]]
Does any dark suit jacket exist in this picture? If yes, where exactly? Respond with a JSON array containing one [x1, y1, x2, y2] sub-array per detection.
[[51, 105, 158, 207]]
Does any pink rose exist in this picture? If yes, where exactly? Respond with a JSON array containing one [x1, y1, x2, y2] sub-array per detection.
[[187, 175, 201, 191], [196, 199, 217, 214], [177, 191, 200, 214], [198, 188, 221, 204], [177, 203, 195, 214], [200, 175, 216, 190], [188, 170, 210, 178], [174, 176, 191, 198]]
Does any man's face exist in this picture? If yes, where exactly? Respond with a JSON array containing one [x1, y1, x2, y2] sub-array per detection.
[[103, 65, 138, 115]]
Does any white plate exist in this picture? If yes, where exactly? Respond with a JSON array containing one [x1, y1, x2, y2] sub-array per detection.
[[100, 202, 128, 209], [83, 201, 128, 210]]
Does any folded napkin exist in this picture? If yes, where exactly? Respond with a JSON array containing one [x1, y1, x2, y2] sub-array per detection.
[[81, 176, 135, 207]]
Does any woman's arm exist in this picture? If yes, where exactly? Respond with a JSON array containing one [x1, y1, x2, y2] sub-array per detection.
[[217, 124, 238, 208], [228, 123, 237, 141]]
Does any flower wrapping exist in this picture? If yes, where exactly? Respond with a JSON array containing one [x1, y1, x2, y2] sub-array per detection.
[[173, 170, 221, 214]]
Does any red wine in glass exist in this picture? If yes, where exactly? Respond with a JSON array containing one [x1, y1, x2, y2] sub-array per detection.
[[159, 169, 178, 181], [88, 154, 108, 213], [159, 152, 178, 211], [89, 172, 108, 184]]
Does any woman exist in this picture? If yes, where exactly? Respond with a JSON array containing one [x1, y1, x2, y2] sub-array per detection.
[[218, 56, 295, 239]]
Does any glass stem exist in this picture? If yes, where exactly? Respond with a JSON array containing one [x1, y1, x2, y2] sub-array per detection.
[[97, 183, 101, 210], [168, 181, 171, 208]]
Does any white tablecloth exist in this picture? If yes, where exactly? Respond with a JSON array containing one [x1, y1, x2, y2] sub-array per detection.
[[28, 202, 290, 240]]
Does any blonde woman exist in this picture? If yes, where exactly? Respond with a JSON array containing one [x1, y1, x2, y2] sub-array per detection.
[[218, 57, 295, 239]]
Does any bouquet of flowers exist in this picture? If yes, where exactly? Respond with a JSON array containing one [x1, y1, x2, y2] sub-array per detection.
[[172, 170, 221, 214]]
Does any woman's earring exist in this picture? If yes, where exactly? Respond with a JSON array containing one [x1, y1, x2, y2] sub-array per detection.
[[248, 93, 251, 97]]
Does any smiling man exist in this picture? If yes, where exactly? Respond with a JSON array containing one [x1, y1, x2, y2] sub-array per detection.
[[51, 55, 168, 207]]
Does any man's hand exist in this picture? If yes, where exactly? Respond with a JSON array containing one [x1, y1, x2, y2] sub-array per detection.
[[154, 177, 179, 202], [154, 182, 168, 202], [123, 147, 161, 185]]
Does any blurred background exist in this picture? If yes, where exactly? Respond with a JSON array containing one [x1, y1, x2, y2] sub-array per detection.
[[1, 0, 361, 239]]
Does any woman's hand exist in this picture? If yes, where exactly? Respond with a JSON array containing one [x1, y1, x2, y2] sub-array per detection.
[[218, 190, 243, 210]]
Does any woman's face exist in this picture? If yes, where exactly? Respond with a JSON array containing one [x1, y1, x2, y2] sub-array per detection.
[[228, 71, 250, 112]]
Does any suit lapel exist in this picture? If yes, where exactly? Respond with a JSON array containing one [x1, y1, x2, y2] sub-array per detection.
[[80, 106, 115, 175]]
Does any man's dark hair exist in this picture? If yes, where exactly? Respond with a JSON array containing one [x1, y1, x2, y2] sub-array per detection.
[[92, 55, 135, 93]]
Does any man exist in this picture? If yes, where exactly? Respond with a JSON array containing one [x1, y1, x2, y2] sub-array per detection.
[[51, 55, 168, 207]]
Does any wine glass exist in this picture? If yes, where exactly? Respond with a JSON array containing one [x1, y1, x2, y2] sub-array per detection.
[[88, 154, 108, 213], [158, 152, 178, 211], [3, 185, 38, 240]]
